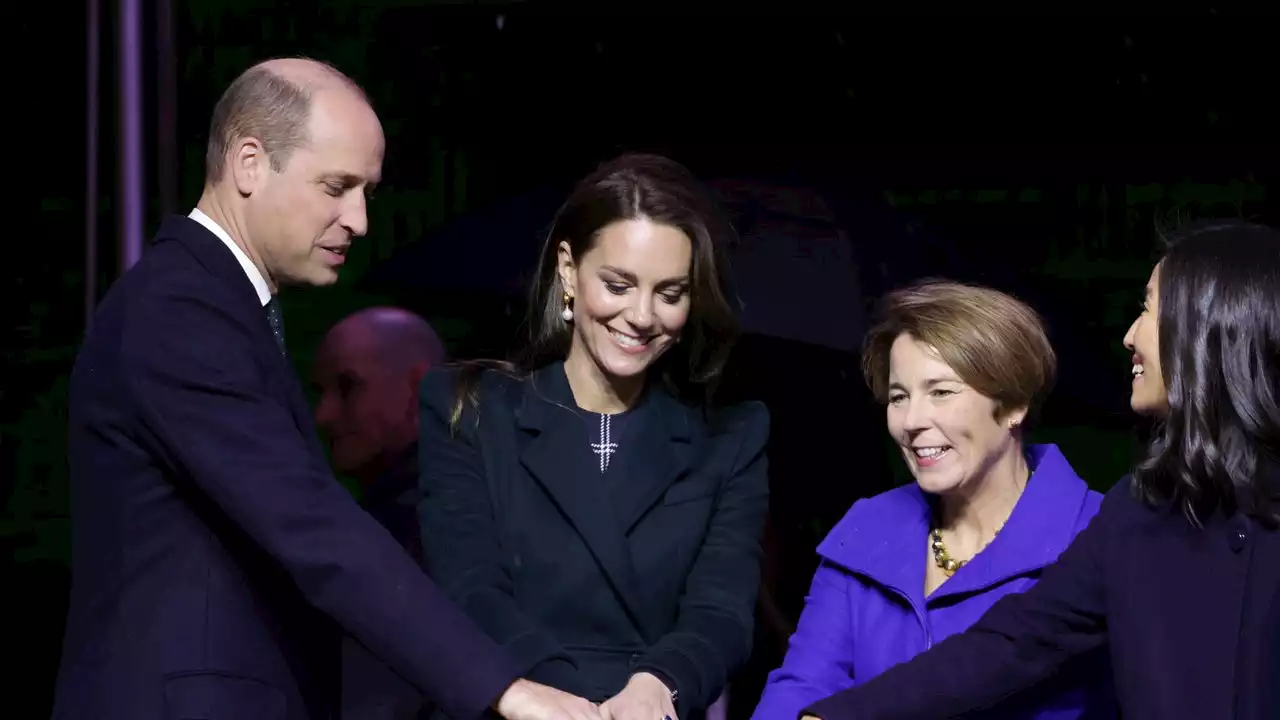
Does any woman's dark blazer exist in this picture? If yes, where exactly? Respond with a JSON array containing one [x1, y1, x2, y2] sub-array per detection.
[[418, 363, 771, 717]]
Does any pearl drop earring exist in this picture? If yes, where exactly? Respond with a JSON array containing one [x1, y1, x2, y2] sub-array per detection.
[[561, 291, 574, 322]]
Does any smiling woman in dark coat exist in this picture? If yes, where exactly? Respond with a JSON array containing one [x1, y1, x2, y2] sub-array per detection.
[[418, 154, 770, 720]]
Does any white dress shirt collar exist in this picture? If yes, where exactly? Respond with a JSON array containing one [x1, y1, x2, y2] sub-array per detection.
[[189, 208, 272, 307]]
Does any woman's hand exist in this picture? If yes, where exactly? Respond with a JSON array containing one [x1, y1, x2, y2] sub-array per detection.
[[599, 672, 676, 720], [494, 678, 603, 720]]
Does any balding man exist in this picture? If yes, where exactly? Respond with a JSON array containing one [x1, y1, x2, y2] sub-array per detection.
[[56, 58, 601, 720], [316, 308, 444, 529], [313, 308, 443, 720]]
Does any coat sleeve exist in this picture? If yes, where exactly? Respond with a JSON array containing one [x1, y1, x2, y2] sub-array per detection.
[[417, 370, 584, 693], [802, 481, 1122, 720], [750, 560, 859, 720], [634, 402, 771, 713], [122, 289, 520, 720]]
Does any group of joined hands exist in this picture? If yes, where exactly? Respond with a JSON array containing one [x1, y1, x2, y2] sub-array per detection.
[[500, 671, 677, 720]]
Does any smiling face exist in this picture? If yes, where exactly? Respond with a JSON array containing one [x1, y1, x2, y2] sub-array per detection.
[[1123, 262, 1169, 417], [558, 217, 692, 385], [886, 333, 1027, 497], [238, 87, 384, 290]]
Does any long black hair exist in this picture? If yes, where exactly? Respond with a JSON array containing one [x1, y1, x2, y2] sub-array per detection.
[[1132, 219, 1280, 527], [449, 153, 740, 429]]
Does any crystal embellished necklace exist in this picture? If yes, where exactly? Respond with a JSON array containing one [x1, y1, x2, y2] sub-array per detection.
[[591, 412, 619, 473]]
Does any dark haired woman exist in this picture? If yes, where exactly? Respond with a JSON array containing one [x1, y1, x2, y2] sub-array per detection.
[[801, 220, 1280, 720], [418, 154, 770, 720]]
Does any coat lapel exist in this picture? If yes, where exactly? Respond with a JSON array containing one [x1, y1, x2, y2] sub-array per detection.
[[515, 364, 653, 637], [166, 215, 323, 458], [279, 364, 327, 459], [615, 386, 697, 532]]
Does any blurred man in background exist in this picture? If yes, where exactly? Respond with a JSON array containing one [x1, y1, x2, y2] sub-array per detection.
[[314, 306, 446, 719]]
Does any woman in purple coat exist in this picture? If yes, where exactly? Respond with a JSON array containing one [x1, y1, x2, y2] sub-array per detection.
[[751, 281, 1115, 720], [799, 221, 1279, 720]]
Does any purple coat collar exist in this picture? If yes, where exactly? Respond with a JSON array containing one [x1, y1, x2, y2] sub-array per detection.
[[818, 444, 1094, 605]]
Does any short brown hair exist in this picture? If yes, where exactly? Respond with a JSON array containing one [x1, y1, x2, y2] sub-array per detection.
[[204, 59, 366, 183], [861, 279, 1057, 420]]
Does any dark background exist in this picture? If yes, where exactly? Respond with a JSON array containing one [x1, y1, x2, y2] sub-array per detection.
[[6, 3, 1278, 717]]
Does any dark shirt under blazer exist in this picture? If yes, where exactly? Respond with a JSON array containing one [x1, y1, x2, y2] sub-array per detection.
[[54, 216, 519, 720], [418, 363, 771, 718]]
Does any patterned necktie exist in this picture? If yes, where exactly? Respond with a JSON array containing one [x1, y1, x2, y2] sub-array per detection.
[[265, 298, 286, 355]]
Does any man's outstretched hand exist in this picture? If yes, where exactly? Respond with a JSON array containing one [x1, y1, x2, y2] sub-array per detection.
[[494, 678, 603, 720]]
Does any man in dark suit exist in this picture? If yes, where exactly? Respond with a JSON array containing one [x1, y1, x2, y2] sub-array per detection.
[[54, 57, 601, 720], [313, 307, 445, 719]]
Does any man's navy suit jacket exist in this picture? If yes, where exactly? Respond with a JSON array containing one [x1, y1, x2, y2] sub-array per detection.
[[52, 216, 519, 720]]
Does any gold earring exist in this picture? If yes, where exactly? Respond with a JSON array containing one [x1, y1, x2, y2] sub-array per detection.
[[561, 291, 574, 322]]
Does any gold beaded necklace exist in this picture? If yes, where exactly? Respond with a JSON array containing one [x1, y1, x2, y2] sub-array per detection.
[[930, 523, 1004, 577], [931, 452, 1028, 576]]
